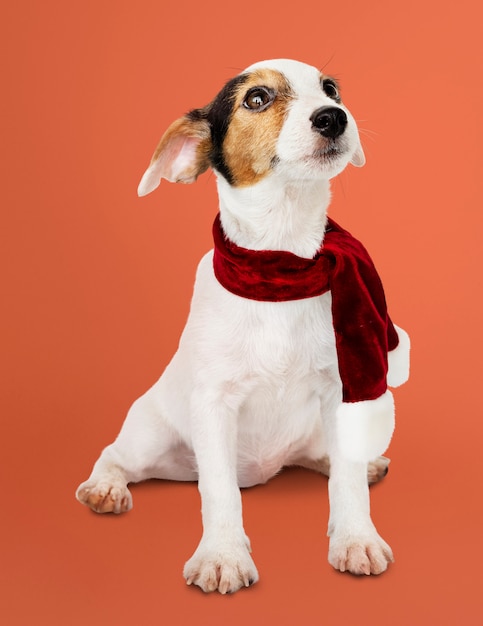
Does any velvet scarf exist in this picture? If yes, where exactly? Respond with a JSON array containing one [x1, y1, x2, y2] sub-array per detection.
[[212, 213, 399, 404]]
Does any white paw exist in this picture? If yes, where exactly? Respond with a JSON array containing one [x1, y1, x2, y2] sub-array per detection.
[[183, 538, 259, 594], [76, 479, 132, 514], [329, 531, 394, 575]]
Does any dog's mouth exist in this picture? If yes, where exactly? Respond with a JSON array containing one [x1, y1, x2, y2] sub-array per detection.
[[316, 141, 345, 162], [323, 146, 341, 158]]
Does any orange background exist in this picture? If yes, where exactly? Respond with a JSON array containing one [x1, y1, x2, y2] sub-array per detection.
[[2, 1, 482, 624]]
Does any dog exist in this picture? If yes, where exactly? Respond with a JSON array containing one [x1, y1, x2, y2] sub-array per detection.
[[76, 59, 410, 594]]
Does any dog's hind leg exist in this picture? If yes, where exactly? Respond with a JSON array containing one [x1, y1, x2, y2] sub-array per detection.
[[76, 454, 133, 514], [298, 455, 390, 485], [366, 456, 390, 484], [76, 385, 196, 514]]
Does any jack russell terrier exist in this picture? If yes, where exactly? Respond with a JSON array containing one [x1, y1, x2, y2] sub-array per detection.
[[76, 58, 410, 594]]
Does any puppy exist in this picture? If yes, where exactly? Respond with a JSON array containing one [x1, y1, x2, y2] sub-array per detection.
[[76, 59, 410, 594]]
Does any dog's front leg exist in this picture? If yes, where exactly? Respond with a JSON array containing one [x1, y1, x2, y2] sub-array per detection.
[[183, 388, 258, 594], [327, 455, 394, 575]]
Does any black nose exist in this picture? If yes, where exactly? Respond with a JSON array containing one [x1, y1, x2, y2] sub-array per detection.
[[310, 106, 347, 138]]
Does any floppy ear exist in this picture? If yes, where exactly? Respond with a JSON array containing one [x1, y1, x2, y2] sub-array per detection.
[[137, 114, 212, 196], [350, 140, 366, 168]]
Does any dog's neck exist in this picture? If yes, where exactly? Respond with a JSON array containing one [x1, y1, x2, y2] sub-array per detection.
[[216, 173, 331, 259]]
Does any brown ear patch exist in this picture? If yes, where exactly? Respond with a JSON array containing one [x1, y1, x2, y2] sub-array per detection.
[[138, 114, 212, 195], [222, 69, 293, 187], [150, 115, 212, 182]]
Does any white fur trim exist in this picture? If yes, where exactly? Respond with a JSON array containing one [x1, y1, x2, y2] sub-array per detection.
[[336, 391, 395, 462], [387, 325, 410, 388]]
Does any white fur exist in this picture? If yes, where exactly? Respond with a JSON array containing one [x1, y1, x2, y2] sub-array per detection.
[[388, 324, 411, 387], [336, 391, 395, 463], [76, 60, 408, 593]]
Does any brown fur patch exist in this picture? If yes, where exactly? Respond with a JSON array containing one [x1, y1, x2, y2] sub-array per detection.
[[222, 69, 294, 187]]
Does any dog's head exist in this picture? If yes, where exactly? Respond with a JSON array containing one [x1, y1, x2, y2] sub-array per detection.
[[138, 59, 365, 196]]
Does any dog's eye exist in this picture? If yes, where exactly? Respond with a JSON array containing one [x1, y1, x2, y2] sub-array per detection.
[[243, 87, 274, 111], [322, 80, 340, 101]]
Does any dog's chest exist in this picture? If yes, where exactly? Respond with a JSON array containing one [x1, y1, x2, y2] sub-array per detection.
[[242, 296, 336, 374], [192, 251, 337, 375], [232, 298, 338, 485], [179, 253, 342, 484]]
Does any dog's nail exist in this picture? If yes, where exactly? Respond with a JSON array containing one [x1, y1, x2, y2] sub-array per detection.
[[383, 466, 389, 476]]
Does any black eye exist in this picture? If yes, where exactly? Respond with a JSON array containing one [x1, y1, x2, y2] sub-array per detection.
[[243, 87, 274, 111], [322, 79, 340, 101]]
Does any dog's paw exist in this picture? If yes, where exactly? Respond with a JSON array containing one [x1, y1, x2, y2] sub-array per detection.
[[328, 531, 393, 576], [367, 456, 390, 485], [75, 480, 132, 514], [183, 539, 259, 594]]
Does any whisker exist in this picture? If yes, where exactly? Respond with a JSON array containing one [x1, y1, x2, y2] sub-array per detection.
[[358, 128, 379, 142], [320, 53, 336, 72]]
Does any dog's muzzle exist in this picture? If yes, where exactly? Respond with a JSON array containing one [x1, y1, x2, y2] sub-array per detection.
[[311, 106, 348, 139]]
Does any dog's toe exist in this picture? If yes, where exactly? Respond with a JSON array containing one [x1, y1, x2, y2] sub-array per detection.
[[184, 539, 259, 594], [76, 480, 132, 514], [329, 532, 393, 576]]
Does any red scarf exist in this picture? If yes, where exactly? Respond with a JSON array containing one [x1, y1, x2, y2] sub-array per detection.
[[212, 214, 399, 404]]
